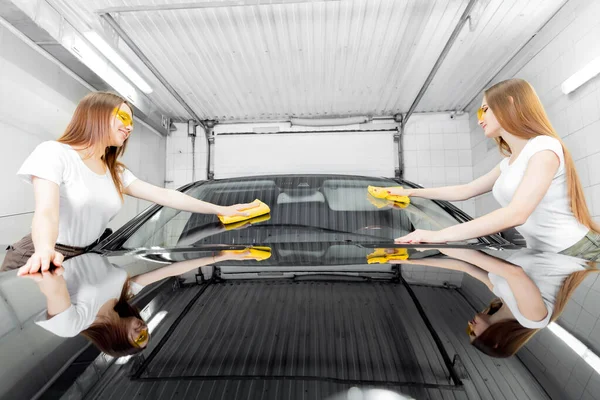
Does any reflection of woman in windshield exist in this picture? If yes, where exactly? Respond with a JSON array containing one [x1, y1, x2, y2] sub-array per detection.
[[395, 249, 598, 357], [22, 250, 255, 357]]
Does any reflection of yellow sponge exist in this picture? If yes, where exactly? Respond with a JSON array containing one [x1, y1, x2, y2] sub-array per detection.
[[222, 246, 272, 261], [223, 213, 270, 231], [368, 186, 410, 204], [367, 248, 409, 264], [218, 199, 270, 225], [367, 194, 391, 209]]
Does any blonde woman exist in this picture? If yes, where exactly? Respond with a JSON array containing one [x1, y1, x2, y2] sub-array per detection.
[[3, 92, 258, 274], [392, 79, 598, 260]]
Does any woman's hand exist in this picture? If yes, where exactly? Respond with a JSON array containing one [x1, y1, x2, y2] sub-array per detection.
[[216, 200, 261, 217], [17, 248, 64, 276], [20, 264, 67, 295], [384, 186, 413, 197], [395, 229, 446, 244]]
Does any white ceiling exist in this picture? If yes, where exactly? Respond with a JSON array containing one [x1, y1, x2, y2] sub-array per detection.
[[25, 0, 568, 122]]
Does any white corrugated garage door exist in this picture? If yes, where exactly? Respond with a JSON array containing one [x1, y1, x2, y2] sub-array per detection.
[[214, 130, 396, 179]]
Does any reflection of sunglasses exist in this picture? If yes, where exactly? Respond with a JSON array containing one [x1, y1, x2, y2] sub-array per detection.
[[466, 322, 476, 337], [477, 106, 488, 121], [114, 108, 134, 127], [132, 328, 148, 347]]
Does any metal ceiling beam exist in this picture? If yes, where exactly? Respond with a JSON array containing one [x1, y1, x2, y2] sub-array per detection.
[[96, 0, 340, 14], [100, 13, 205, 129], [403, 0, 479, 128]]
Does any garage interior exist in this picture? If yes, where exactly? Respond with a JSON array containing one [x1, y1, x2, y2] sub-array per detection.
[[1, 0, 600, 399]]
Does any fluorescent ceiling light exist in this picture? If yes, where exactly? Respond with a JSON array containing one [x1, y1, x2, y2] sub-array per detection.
[[84, 31, 153, 94], [561, 55, 600, 94], [548, 322, 600, 374], [69, 34, 136, 100]]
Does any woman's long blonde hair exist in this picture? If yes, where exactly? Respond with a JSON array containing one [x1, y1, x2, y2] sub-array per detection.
[[472, 264, 599, 357], [81, 279, 146, 357], [485, 78, 598, 233], [58, 92, 132, 199]]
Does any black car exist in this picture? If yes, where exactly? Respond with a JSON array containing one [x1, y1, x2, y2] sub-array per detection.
[[4, 175, 597, 400]]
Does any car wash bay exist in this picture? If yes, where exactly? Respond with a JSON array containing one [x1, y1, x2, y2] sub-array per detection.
[[78, 278, 547, 400], [1, 0, 600, 399]]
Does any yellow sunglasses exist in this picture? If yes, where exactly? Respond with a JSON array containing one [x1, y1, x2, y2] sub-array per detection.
[[113, 108, 134, 128], [132, 328, 149, 347], [477, 106, 488, 121], [466, 322, 476, 337]]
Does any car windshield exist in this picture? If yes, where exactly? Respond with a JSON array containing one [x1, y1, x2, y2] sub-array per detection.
[[121, 175, 477, 249]]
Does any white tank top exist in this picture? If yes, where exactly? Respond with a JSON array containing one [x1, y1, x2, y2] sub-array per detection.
[[17, 141, 137, 247], [492, 135, 588, 253]]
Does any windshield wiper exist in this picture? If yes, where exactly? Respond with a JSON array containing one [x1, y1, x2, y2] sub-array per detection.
[[236, 223, 389, 240], [292, 273, 372, 282]]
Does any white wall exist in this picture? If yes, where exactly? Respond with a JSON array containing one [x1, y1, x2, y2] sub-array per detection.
[[469, 0, 600, 223], [108, 124, 167, 229], [165, 122, 209, 190], [214, 130, 396, 179], [0, 23, 166, 255], [403, 112, 475, 216]]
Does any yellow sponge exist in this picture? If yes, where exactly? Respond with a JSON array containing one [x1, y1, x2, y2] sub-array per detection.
[[222, 246, 272, 261], [367, 194, 409, 209], [223, 213, 270, 231], [218, 199, 270, 225], [367, 186, 410, 204], [367, 248, 409, 264]]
